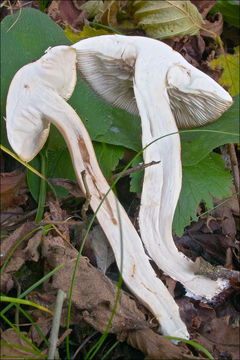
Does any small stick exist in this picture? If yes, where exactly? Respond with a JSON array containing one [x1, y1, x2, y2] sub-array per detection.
[[48, 289, 67, 360], [72, 330, 98, 360], [56, 329, 72, 347], [229, 143, 240, 194], [81, 170, 91, 221], [194, 257, 240, 282], [39, 220, 83, 226], [113, 160, 160, 180]]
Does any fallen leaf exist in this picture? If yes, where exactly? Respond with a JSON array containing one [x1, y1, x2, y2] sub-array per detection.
[[44, 236, 150, 333], [199, 317, 240, 360], [46, 198, 70, 242], [0, 169, 27, 210], [210, 46, 240, 96], [80, 0, 104, 19], [0, 223, 36, 266], [200, 11, 223, 38], [133, 0, 204, 39], [91, 225, 115, 273], [64, 25, 112, 43], [126, 328, 195, 360], [49, 178, 84, 198], [0, 223, 40, 293], [59, 0, 83, 28], [30, 318, 52, 347], [94, 0, 120, 28], [0, 328, 44, 359], [190, 0, 217, 19]]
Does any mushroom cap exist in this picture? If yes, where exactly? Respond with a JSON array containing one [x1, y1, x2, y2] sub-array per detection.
[[6, 46, 77, 162], [166, 64, 233, 128], [72, 36, 138, 115], [72, 35, 233, 127]]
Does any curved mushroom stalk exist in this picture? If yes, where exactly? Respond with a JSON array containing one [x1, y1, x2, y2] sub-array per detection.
[[6, 46, 189, 338], [72, 35, 233, 299]]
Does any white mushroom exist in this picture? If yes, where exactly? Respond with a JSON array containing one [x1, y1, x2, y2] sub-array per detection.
[[6, 45, 189, 338], [72, 35, 233, 299]]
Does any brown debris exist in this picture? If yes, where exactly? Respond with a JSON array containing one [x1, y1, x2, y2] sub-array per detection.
[[43, 237, 150, 334], [48, 0, 88, 30], [191, 0, 217, 19], [126, 328, 196, 360], [45, 198, 70, 242], [0, 169, 28, 210], [0, 223, 41, 293], [200, 12, 223, 38], [194, 256, 240, 281], [49, 178, 85, 198], [0, 328, 44, 359]]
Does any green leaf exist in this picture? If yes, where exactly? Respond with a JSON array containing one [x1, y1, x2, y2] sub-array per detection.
[[211, 0, 240, 28], [129, 156, 144, 193], [173, 152, 233, 236], [80, 0, 104, 19], [133, 0, 204, 39], [64, 25, 111, 43], [93, 142, 124, 178], [130, 95, 238, 193], [181, 95, 239, 166], [97, 109, 142, 152], [210, 46, 240, 97]]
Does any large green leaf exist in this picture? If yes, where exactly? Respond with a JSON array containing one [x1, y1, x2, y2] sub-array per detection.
[[93, 142, 124, 178], [210, 47, 240, 97], [173, 152, 233, 236], [133, 0, 204, 39], [181, 95, 239, 166], [211, 0, 240, 29], [130, 151, 233, 236]]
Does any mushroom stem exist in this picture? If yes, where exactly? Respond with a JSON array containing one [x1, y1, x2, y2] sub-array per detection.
[[72, 35, 231, 299], [6, 45, 190, 338], [38, 90, 189, 338], [134, 76, 221, 298]]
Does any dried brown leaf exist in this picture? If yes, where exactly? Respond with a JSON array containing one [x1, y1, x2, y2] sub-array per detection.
[[0, 223, 35, 266], [49, 178, 84, 198], [0, 328, 44, 359], [44, 239, 150, 333], [91, 225, 115, 273], [126, 328, 194, 360], [0, 169, 27, 210], [0, 224, 41, 293], [46, 198, 70, 241], [190, 0, 217, 19], [200, 11, 223, 38], [95, 0, 120, 28]]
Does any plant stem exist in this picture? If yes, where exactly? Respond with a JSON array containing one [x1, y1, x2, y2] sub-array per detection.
[[35, 149, 48, 223], [48, 289, 66, 360]]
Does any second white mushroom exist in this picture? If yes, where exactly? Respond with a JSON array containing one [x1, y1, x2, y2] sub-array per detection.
[[72, 35, 233, 299]]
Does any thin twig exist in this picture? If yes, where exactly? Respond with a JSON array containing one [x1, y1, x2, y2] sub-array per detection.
[[72, 330, 98, 360], [56, 329, 72, 347], [194, 257, 240, 281], [113, 160, 160, 180], [229, 143, 240, 194], [81, 170, 91, 221], [39, 220, 83, 226], [48, 289, 67, 360]]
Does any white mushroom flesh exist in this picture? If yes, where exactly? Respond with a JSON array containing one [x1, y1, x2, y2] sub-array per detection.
[[72, 35, 232, 299], [6, 45, 189, 338]]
